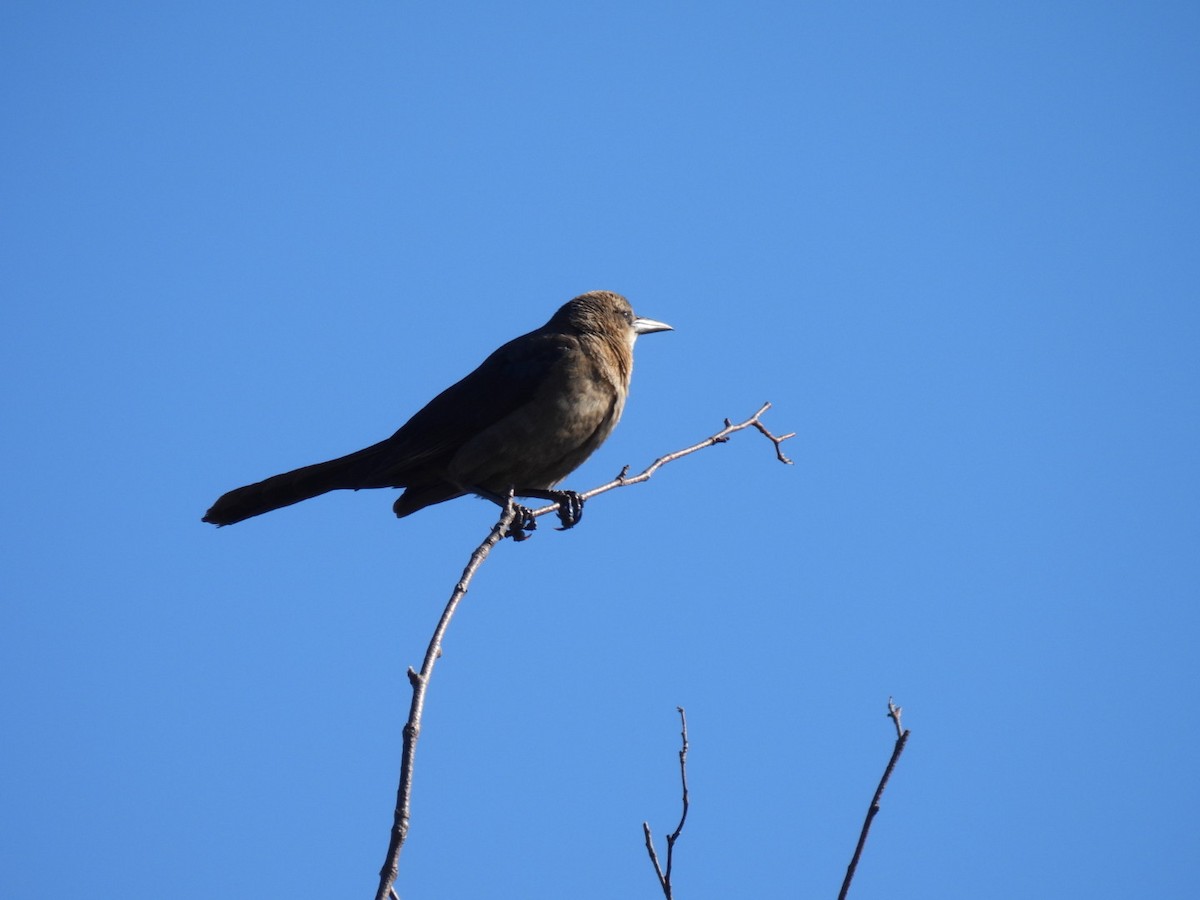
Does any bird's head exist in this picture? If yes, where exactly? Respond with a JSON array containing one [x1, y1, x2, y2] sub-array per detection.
[[554, 290, 673, 347]]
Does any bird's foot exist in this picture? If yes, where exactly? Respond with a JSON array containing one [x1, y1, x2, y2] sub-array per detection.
[[549, 490, 585, 530], [503, 504, 539, 542]]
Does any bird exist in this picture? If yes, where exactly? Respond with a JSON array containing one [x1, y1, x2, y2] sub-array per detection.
[[202, 290, 671, 537]]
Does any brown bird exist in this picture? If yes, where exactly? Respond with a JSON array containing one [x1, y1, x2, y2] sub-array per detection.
[[202, 290, 671, 535]]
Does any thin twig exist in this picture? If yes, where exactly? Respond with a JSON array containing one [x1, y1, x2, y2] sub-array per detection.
[[643, 707, 691, 899], [525, 401, 794, 522], [838, 698, 911, 900], [373, 496, 519, 900]]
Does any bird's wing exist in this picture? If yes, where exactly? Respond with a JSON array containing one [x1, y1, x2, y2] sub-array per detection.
[[361, 329, 579, 484]]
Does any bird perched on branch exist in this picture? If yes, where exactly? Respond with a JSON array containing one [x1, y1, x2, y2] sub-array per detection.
[[202, 290, 672, 537]]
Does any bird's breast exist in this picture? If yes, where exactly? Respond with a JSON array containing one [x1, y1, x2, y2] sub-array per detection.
[[445, 341, 627, 491]]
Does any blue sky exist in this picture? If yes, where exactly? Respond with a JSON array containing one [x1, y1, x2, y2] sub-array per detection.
[[3, 3, 1198, 898]]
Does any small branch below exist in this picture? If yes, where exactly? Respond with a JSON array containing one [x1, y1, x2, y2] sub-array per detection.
[[643, 707, 691, 900], [837, 697, 912, 900]]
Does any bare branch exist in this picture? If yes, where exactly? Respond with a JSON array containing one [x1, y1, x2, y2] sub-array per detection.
[[837, 698, 912, 900], [373, 495, 519, 900], [643, 707, 691, 899], [526, 402, 793, 522], [374, 405, 792, 897]]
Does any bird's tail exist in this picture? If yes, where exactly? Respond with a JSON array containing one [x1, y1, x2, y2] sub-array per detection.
[[202, 446, 387, 526]]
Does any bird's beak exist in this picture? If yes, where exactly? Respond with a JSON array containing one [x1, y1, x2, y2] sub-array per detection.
[[633, 316, 673, 336]]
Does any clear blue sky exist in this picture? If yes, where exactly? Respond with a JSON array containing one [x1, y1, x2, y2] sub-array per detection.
[[4, 3, 1198, 898]]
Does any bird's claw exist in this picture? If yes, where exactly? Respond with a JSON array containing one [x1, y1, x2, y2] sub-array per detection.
[[552, 491, 585, 530], [504, 504, 538, 541], [498, 490, 582, 538]]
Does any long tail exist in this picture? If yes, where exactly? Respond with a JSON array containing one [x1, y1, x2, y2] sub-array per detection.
[[202, 446, 388, 526]]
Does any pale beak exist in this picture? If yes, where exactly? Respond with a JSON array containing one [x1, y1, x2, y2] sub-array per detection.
[[633, 316, 673, 335]]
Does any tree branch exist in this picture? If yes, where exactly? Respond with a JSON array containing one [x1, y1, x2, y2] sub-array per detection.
[[524, 401, 794, 523], [373, 496, 518, 900], [373, 405, 791, 899], [643, 707, 691, 899], [837, 698, 911, 900]]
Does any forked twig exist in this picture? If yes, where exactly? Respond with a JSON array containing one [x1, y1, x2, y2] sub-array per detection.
[[643, 707, 690, 899], [838, 698, 911, 900]]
